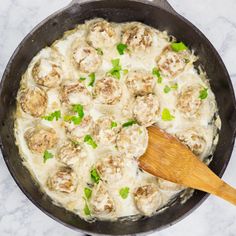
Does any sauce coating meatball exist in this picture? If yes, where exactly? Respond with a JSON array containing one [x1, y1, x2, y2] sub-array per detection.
[[93, 76, 122, 105], [157, 178, 184, 192], [72, 44, 101, 73], [60, 81, 92, 106], [116, 124, 148, 158], [24, 126, 57, 154], [96, 155, 124, 183], [133, 94, 159, 126], [134, 184, 163, 216], [87, 20, 118, 48], [176, 128, 206, 156], [122, 24, 153, 51], [32, 59, 62, 87], [47, 167, 77, 193], [93, 116, 120, 145], [125, 70, 155, 96], [19, 87, 47, 117], [65, 115, 94, 142], [57, 142, 86, 166], [177, 85, 203, 118], [156, 47, 188, 79], [90, 182, 115, 217]]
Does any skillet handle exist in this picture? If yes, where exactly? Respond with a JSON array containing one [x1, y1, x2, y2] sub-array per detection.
[[69, 0, 177, 14]]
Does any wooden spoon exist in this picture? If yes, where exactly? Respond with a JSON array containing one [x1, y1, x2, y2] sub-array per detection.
[[139, 126, 236, 205]]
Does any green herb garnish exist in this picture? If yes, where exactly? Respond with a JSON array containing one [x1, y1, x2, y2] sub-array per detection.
[[79, 77, 86, 81], [171, 42, 188, 52], [84, 202, 91, 216], [109, 58, 122, 79], [43, 150, 53, 163], [117, 43, 128, 55], [164, 85, 171, 93], [64, 104, 84, 125], [123, 69, 129, 75], [84, 187, 92, 200], [84, 135, 97, 149], [90, 168, 100, 184], [42, 110, 61, 121], [199, 88, 208, 100], [122, 120, 137, 127], [96, 48, 103, 55], [119, 187, 129, 199], [72, 104, 84, 118], [152, 67, 162, 83], [162, 108, 175, 121], [171, 83, 178, 90], [88, 73, 96, 86], [111, 121, 118, 128]]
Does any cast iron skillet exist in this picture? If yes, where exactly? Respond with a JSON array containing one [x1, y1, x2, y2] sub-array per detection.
[[0, 0, 236, 235]]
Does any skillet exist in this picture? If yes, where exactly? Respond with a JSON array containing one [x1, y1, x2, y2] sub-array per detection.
[[0, 0, 236, 235]]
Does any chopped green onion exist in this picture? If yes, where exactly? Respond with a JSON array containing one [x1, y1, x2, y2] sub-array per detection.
[[111, 121, 118, 128], [117, 43, 128, 55], [96, 48, 103, 55], [88, 73, 96, 86], [84, 202, 91, 216], [42, 110, 61, 121], [164, 85, 171, 93], [171, 42, 188, 52], [152, 67, 163, 83], [79, 77, 86, 81], [84, 187, 92, 200], [109, 59, 122, 79], [122, 120, 137, 127], [84, 135, 97, 149], [43, 150, 53, 163], [72, 104, 84, 118], [199, 88, 208, 100], [90, 168, 100, 184], [71, 116, 82, 125], [162, 108, 175, 121], [119, 187, 129, 199]]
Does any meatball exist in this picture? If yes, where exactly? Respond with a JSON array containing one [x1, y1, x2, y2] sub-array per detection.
[[19, 87, 47, 117], [134, 184, 163, 216], [72, 44, 102, 73], [96, 155, 124, 182], [125, 70, 155, 96], [57, 142, 86, 166], [93, 116, 120, 145], [116, 124, 148, 158], [66, 115, 94, 142], [157, 178, 184, 192], [156, 47, 188, 79], [60, 81, 92, 106], [93, 76, 122, 105], [122, 24, 153, 51], [47, 167, 77, 193], [175, 128, 206, 156], [24, 126, 57, 154], [133, 94, 159, 126], [90, 182, 115, 217], [87, 20, 118, 48], [32, 59, 62, 87], [177, 85, 203, 118]]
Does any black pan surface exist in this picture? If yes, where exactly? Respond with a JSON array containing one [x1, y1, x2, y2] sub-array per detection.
[[0, 0, 236, 235]]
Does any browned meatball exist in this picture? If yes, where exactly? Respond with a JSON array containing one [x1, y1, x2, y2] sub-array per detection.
[[93, 76, 122, 105], [60, 81, 92, 106], [57, 142, 86, 166], [122, 23, 153, 51], [134, 184, 163, 216], [96, 155, 124, 182], [125, 70, 155, 96], [47, 167, 77, 193], [72, 44, 101, 73], [19, 87, 47, 117], [24, 126, 58, 154], [90, 182, 115, 217], [32, 59, 62, 87], [87, 20, 118, 48]]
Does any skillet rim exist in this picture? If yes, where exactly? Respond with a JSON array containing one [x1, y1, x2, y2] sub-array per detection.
[[0, 0, 236, 235]]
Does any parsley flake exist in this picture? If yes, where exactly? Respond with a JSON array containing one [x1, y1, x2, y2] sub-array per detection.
[[117, 43, 128, 55], [199, 88, 208, 100], [84, 135, 97, 149], [109, 58, 122, 79], [90, 168, 100, 184], [164, 85, 171, 93], [119, 187, 129, 199], [84, 187, 92, 200], [111, 121, 118, 128], [162, 108, 175, 121], [42, 110, 61, 121], [84, 202, 91, 216], [171, 42, 188, 52], [122, 120, 137, 127], [152, 68, 163, 83], [96, 48, 103, 55], [79, 77, 86, 81], [88, 73, 96, 86], [72, 104, 84, 118], [43, 150, 53, 163]]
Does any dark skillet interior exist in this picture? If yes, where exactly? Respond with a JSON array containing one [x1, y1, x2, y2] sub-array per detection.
[[0, 0, 236, 235]]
